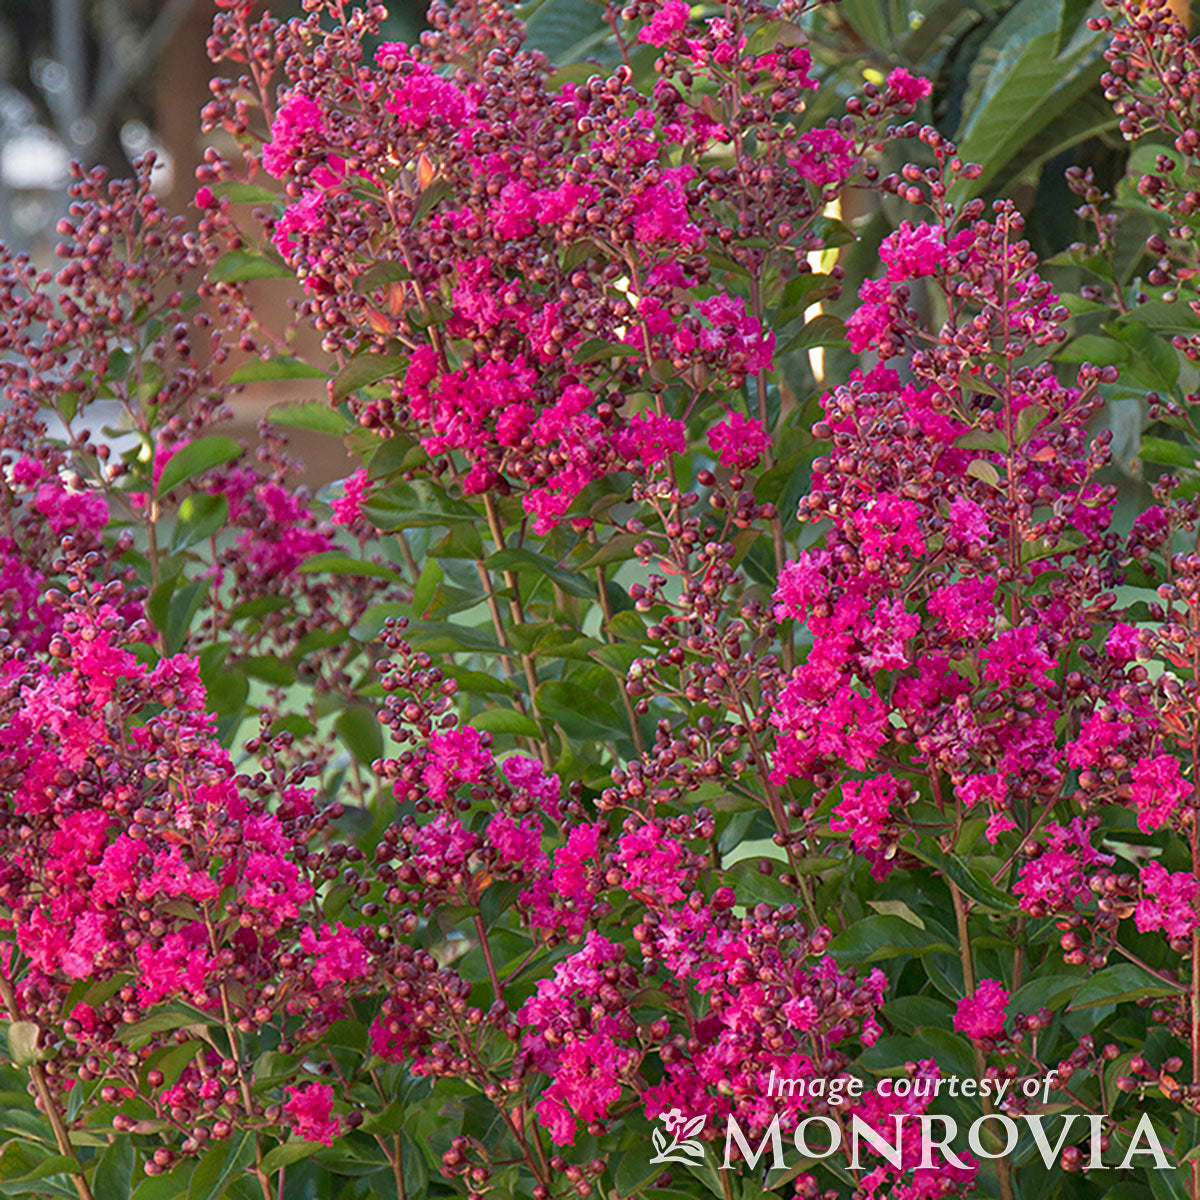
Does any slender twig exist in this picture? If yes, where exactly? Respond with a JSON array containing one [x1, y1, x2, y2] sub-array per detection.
[[949, 879, 1015, 1200], [481, 494, 552, 767], [473, 913, 505, 1010], [0, 976, 95, 1200], [589, 534, 645, 755]]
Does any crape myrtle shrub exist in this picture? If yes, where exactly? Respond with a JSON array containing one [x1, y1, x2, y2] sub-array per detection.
[[4, 0, 1200, 1198]]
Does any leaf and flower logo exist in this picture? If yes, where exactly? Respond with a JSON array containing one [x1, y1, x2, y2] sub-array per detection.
[[649, 1109, 707, 1165]]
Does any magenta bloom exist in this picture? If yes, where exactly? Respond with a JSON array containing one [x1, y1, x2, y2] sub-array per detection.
[[284, 1082, 341, 1147], [638, 0, 690, 46], [1136, 863, 1199, 940], [953, 979, 1009, 1042], [886, 67, 932, 106], [331, 468, 370, 527], [1131, 754, 1189, 832]]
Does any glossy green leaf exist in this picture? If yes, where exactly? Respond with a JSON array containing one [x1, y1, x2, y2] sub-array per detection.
[[6, 1022, 40, 1067], [722, 859, 799, 908], [1068, 963, 1182, 1009], [209, 249, 292, 283], [187, 1130, 255, 1200], [954, 0, 1106, 196], [362, 481, 477, 530], [170, 493, 228, 554], [91, 1139, 136, 1200], [209, 182, 279, 205], [1141, 436, 1195, 470], [524, 0, 612, 62], [335, 706, 384, 765], [909, 845, 1022, 915], [535, 679, 626, 741], [469, 708, 542, 738], [1008, 974, 1083, 1016], [487, 547, 596, 598], [355, 260, 412, 291], [780, 312, 847, 355], [410, 558, 442, 618], [331, 354, 408, 401], [828, 915, 957, 965], [258, 1140, 320, 1175], [230, 355, 326, 384], [166, 578, 210, 655], [157, 437, 242, 497], [298, 552, 402, 582]]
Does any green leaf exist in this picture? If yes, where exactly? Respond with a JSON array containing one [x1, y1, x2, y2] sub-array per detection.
[[1008, 974, 1083, 1016], [264, 400, 348, 439], [774, 273, 839, 326], [884, 994, 954, 1034], [258, 1140, 320, 1175], [535, 679, 627, 741], [487, 548, 596, 598], [780, 312, 847, 355], [157, 436, 242, 497], [1068, 963, 1181, 1009], [524, 0, 611, 61], [1109, 321, 1181, 393], [187, 1131, 255, 1200], [240, 656, 296, 685], [331, 354, 408, 401], [362, 481, 477, 530], [828, 915, 957, 965], [1058, 334, 1130, 366], [1140, 436, 1195, 470], [205, 669, 249, 722], [230, 355, 326, 384], [209, 182, 279, 205], [1015, 404, 1050, 443], [908, 846, 1022, 915], [835, 0, 893, 52], [578, 532, 642, 569], [92, 1139, 136, 1200], [955, 429, 1008, 452], [355, 261, 412, 291], [118, 1002, 218, 1045], [722, 859, 799, 909], [867, 899, 926, 928], [6, 1022, 40, 1067], [131, 1160, 196, 1200], [209, 249, 292, 283], [613, 1144, 664, 1198], [335, 706, 384, 765], [953, 0, 1107, 196], [405, 620, 503, 655], [1125, 298, 1200, 336], [0, 1141, 80, 1183], [358, 1103, 407, 1136], [966, 459, 1001, 488], [0, 1109, 56, 1144], [469, 708, 542, 738], [572, 338, 645, 363], [166, 578, 210, 655], [1056, 0, 1092, 54], [988, 91, 1118, 200], [170, 493, 229, 554], [410, 558, 442, 618], [298, 552, 402, 582]]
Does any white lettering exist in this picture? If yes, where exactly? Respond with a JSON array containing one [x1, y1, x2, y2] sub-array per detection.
[[967, 1115, 1018, 1160], [1117, 1114, 1170, 1170], [723, 1116, 785, 1172], [848, 1114, 904, 1169]]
